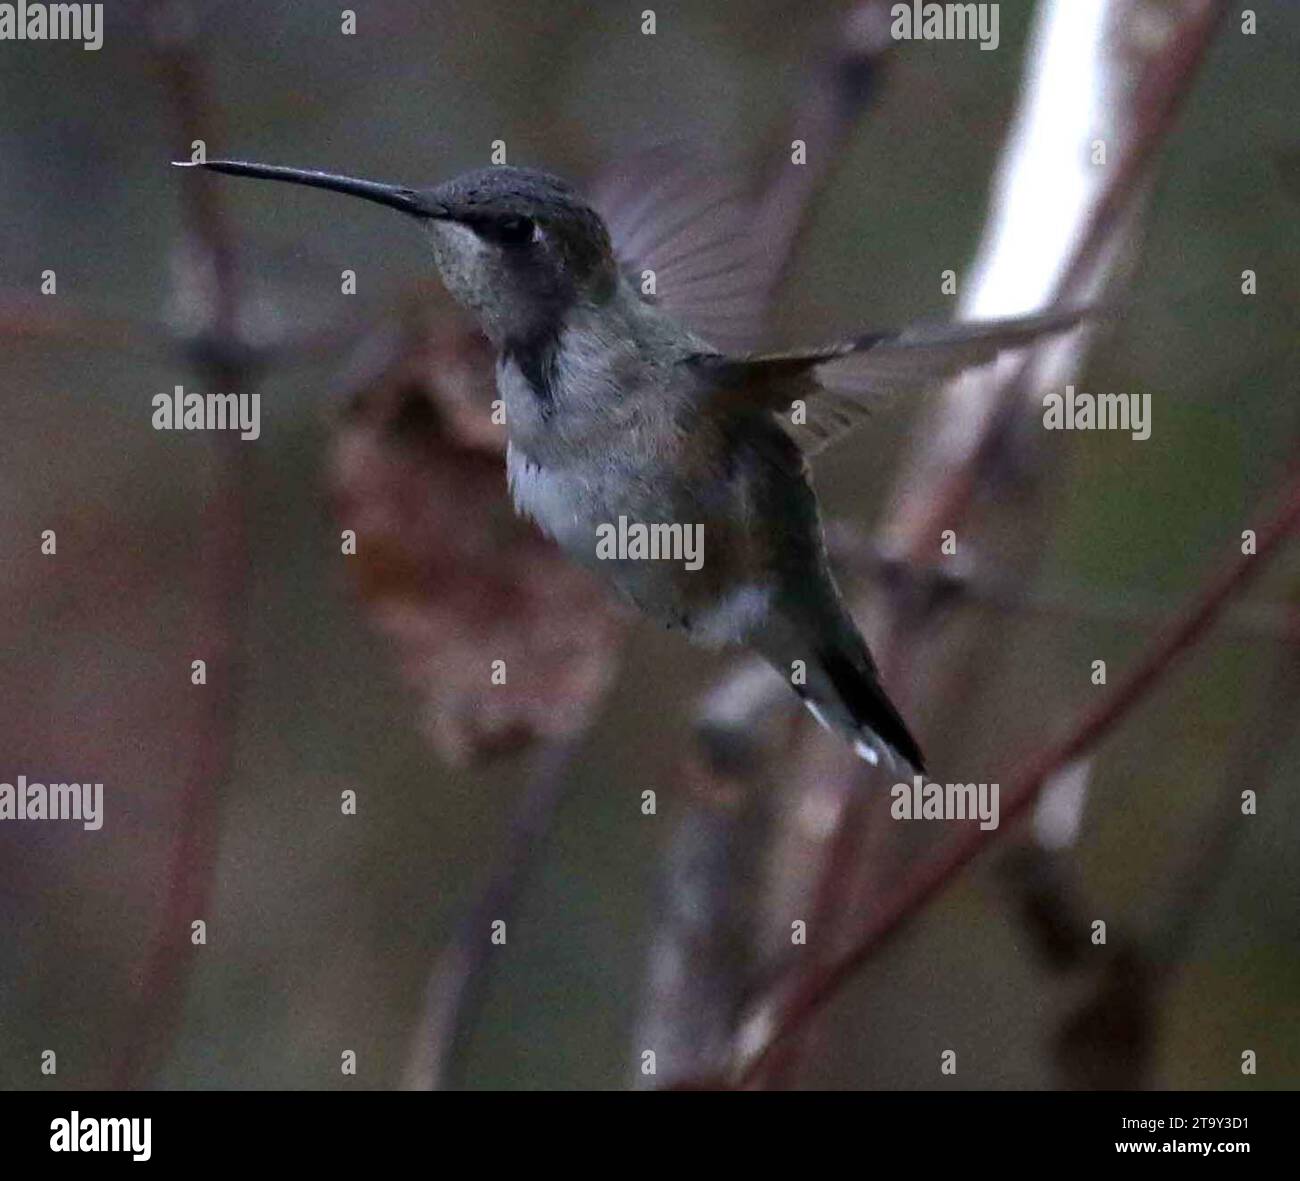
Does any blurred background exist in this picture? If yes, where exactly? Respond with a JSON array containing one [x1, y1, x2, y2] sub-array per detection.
[[1, 0, 1297, 1090]]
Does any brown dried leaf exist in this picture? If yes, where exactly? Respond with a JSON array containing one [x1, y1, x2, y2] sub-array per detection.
[[329, 295, 626, 764]]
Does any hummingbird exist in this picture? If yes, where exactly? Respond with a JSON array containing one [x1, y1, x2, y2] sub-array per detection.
[[178, 155, 1084, 772]]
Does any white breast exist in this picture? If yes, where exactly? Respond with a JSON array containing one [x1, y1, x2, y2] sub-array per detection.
[[506, 442, 601, 562]]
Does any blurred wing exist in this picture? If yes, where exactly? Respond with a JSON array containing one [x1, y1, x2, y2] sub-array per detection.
[[588, 145, 776, 352], [697, 307, 1089, 453]]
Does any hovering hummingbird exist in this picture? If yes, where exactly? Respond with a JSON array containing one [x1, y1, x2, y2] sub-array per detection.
[[178, 155, 1084, 772]]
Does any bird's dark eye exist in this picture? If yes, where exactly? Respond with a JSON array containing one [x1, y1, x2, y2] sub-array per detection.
[[480, 215, 536, 246]]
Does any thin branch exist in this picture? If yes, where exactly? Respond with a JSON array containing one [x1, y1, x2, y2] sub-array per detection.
[[403, 735, 582, 1090], [742, 0, 1231, 1090], [112, 0, 254, 1089], [0, 293, 171, 358], [633, 754, 770, 1089], [826, 526, 1300, 641], [882, 0, 1230, 572], [753, 0, 898, 294], [1157, 598, 1300, 965], [735, 468, 1300, 1085]]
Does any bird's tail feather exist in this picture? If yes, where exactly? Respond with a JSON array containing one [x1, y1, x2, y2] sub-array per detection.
[[811, 642, 925, 774], [758, 617, 926, 774]]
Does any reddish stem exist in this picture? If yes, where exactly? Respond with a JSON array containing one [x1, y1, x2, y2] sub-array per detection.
[[738, 468, 1300, 1086]]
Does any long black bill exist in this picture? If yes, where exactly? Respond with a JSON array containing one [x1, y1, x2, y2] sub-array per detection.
[[172, 158, 446, 218]]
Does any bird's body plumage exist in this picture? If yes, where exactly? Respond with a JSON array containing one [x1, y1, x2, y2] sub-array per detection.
[[498, 274, 927, 767], [503, 284, 772, 643], [181, 154, 1090, 772]]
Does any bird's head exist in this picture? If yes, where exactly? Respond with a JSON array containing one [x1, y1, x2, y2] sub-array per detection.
[[176, 159, 619, 343]]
